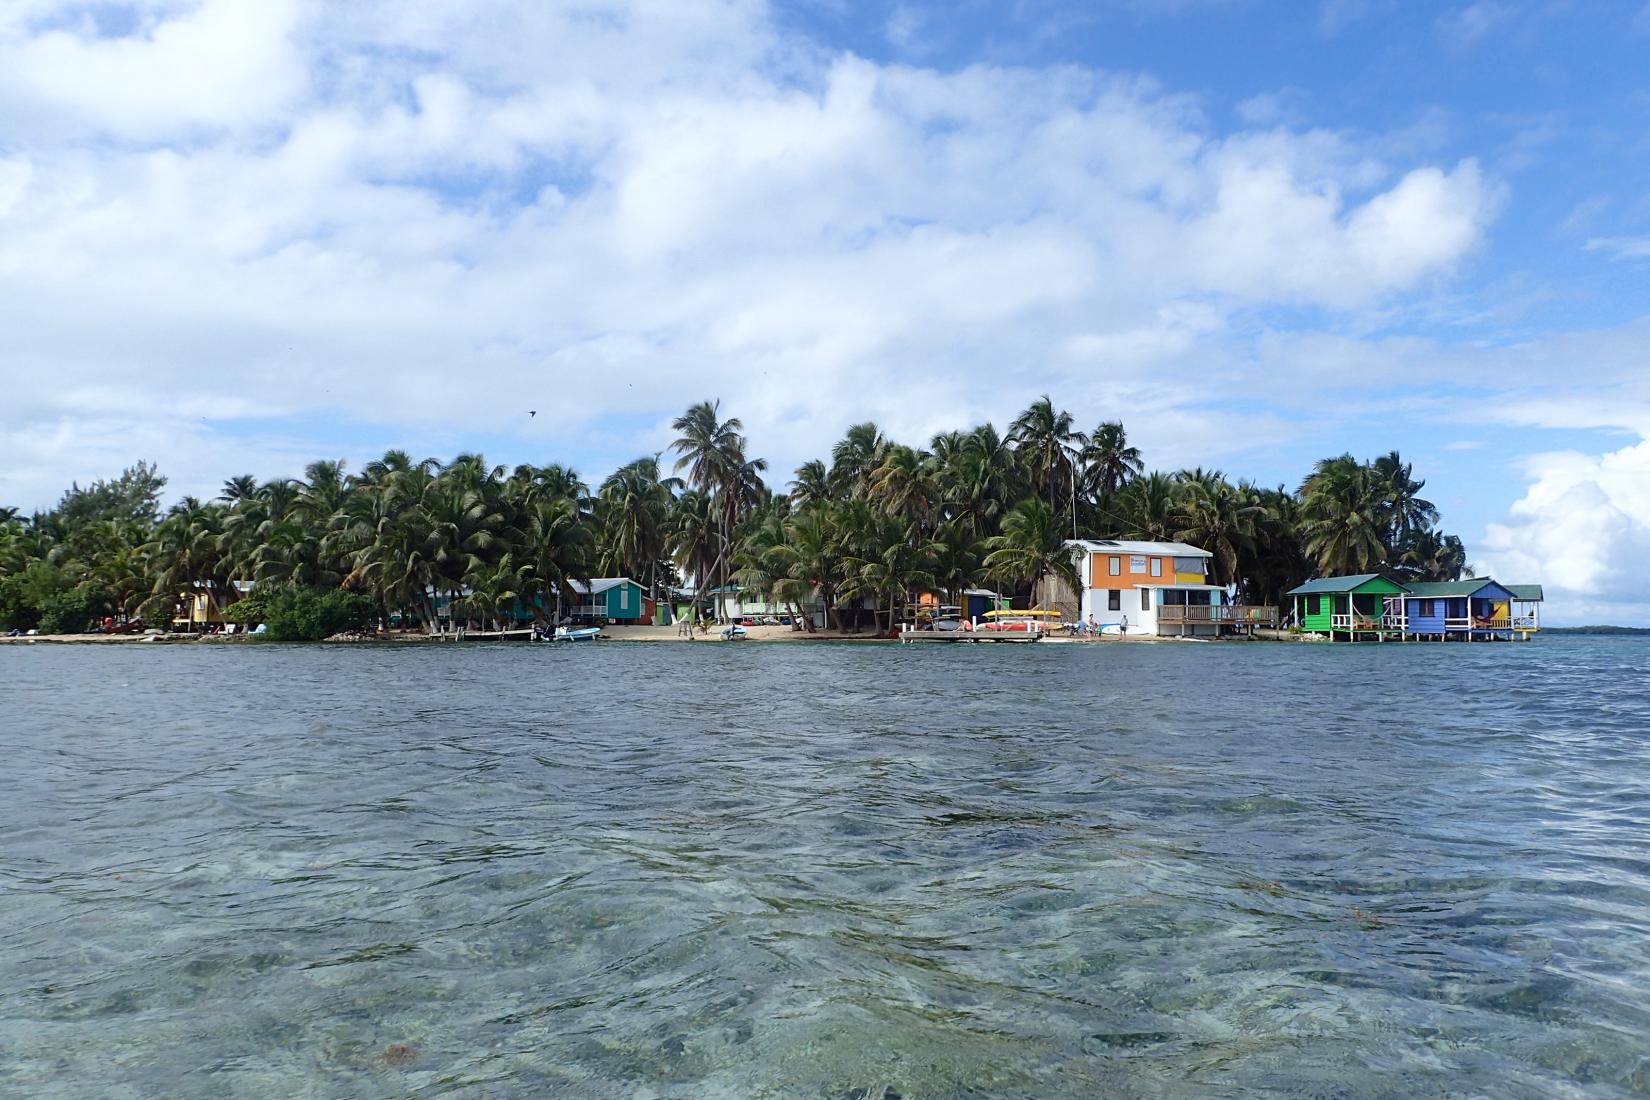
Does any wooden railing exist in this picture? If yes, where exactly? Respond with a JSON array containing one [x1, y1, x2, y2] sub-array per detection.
[[1157, 605, 1279, 626], [1445, 616, 1513, 631], [1331, 613, 1407, 631]]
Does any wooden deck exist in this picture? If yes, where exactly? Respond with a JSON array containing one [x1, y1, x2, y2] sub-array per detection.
[[1156, 605, 1279, 629], [899, 628, 1044, 644]]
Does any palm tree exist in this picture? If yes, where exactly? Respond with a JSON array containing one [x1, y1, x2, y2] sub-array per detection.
[[928, 521, 985, 607], [670, 400, 764, 621], [843, 517, 937, 634], [939, 424, 1022, 538], [829, 422, 888, 499], [143, 497, 234, 626], [520, 495, 593, 625], [867, 444, 936, 528], [352, 507, 441, 630], [426, 480, 508, 613], [1171, 473, 1259, 587], [1080, 421, 1143, 516], [767, 505, 844, 632], [1235, 482, 1309, 608], [1115, 472, 1178, 540], [219, 475, 259, 504], [983, 498, 1080, 609], [668, 489, 718, 619], [298, 460, 352, 561], [1298, 456, 1386, 577], [1370, 451, 1438, 547], [1393, 528, 1468, 583], [1009, 395, 1085, 524], [460, 556, 525, 631], [789, 460, 833, 511], [597, 456, 679, 599]]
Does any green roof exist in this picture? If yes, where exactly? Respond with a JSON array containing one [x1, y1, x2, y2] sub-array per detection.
[[1505, 584, 1544, 601], [1404, 580, 1498, 598], [1286, 574, 1408, 596]]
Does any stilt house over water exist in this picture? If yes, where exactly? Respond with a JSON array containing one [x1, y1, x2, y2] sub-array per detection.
[[1289, 574, 1409, 640], [1402, 579, 1519, 641], [1287, 574, 1543, 642]]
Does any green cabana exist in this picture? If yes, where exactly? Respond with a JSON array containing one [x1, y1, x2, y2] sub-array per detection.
[[1287, 574, 1410, 640]]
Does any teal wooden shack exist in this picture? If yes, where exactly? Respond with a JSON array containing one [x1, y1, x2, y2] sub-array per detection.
[[571, 578, 649, 622], [1287, 574, 1410, 640]]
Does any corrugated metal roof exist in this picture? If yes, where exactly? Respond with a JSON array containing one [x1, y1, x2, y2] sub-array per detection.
[[1403, 580, 1497, 598], [1067, 539, 1211, 557], [1505, 584, 1544, 601], [1286, 574, 1405, 595], [570, 577, 638, 594]]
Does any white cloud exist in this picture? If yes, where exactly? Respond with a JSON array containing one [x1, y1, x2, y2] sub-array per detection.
[[1478, 440, 1650, 623], [0, 0, 306, 141], [1317, 0, 1394, 36], [0, 0, 1508, 511], [1438, 1, 1515, 47], [1585, 235, 1650, 260]]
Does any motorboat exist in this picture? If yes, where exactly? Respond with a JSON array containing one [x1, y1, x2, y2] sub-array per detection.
[[536, 625, 601, 642], [721, 624, 749, 640]]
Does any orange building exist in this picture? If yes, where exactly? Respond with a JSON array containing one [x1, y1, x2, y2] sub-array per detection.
[[1067, 539, 1225, 635]]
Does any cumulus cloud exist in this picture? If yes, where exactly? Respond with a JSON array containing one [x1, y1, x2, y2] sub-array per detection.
[[0, 0, 306, 140], [0, 0, 1508, 511], [1478, 441, 1650, 623]]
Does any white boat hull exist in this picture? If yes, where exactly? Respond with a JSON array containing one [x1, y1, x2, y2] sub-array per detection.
[[551, 627, 602, 642]]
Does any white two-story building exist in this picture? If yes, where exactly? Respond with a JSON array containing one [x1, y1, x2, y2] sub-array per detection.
[[1062, 540, 1225, 635]]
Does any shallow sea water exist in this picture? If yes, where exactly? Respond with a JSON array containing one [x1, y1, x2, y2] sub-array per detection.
[[3, 636, 1650, 1098]]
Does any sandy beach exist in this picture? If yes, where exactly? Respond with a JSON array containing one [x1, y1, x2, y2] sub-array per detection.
[[1, 624, 1255, 645]]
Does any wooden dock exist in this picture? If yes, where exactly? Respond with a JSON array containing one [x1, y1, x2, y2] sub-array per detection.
[[898, 629, 1043, 644], [446, 628, 537, 641]]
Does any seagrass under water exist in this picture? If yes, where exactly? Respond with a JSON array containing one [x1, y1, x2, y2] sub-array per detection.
[[3, 637, 1649, 1098]]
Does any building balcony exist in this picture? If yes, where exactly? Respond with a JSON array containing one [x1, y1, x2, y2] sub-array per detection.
[[1157, 604, 1279, 627], [1444, 616, 1514, 631]]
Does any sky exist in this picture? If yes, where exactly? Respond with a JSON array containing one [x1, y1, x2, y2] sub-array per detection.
[[1, 0, 1648, 623]]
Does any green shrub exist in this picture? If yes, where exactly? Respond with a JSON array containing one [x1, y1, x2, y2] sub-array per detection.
[[0, 575, 29, 631], [136, 593, 176, 630], [37, 586, 111, 634], [223, 592, 269, 625], [263, 588, 379, 641]]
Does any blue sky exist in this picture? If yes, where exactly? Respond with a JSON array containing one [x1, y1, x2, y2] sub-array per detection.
[[1, 0, 1649, 622]]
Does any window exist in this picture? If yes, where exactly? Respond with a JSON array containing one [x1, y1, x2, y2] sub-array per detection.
[[1130, 555, 1147, 573], [1108, 556, 1121, 576], [1308, 595, 1320, 616], [1420, 598, 1434, 617], [1108, 590, 1121, 611], [1140, 588, 1151, 611], [1150, 558, 1162, 577]]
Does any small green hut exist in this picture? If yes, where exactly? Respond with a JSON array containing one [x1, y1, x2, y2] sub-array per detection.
[[1287, 574, 1410, 640]]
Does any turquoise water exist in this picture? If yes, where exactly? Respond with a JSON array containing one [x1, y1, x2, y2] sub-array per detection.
[[3, 637, 1649, 1098]]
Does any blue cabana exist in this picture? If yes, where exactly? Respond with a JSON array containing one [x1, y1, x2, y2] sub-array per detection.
[[1403, 579, 1518, 639]]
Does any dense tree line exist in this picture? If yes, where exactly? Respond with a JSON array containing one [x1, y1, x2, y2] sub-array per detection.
[[0, 397, 1466, 634]]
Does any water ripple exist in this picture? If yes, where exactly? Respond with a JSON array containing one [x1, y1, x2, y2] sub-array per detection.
[[3, 637, 1650, 1097]]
